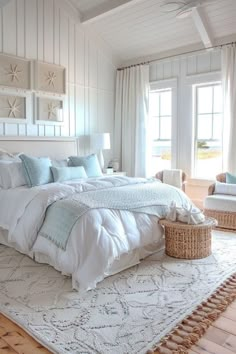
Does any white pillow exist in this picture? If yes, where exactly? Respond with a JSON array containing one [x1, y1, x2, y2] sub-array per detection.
[[0, 148, 22, 162], [214, 181, 236, 196], [0, 162, 26, 189]]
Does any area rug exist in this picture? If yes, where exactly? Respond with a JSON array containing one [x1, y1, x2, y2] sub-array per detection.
[[0, 231, 236, 354]]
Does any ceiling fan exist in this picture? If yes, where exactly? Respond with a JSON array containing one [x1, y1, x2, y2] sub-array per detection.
[[161, 0, 214, 19]]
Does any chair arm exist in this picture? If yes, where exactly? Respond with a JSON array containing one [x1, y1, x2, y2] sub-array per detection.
[[208, 183, 215, 195], [155, 171, 163, 181]]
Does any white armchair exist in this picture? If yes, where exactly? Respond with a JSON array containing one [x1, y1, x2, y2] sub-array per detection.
[[204, 173, 236, 230]]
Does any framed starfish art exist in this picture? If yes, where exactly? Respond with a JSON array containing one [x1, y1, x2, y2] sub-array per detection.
[[0, 88, 31, 123], [0, 54, 31, 90], [34, 62, 66, 94], [35, 95, 64, 125]]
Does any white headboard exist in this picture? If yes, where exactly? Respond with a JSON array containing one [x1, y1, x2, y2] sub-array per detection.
[[0, 137, 78, 159]]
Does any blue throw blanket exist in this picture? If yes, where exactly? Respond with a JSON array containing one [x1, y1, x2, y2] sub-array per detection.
[[39, 179, 190, 250]]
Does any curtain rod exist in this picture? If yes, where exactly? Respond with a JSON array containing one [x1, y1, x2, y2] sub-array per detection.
[[117, 41, 236, 71]]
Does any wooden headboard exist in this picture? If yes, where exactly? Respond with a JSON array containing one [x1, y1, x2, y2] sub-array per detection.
[[0, 137, 78, 159]]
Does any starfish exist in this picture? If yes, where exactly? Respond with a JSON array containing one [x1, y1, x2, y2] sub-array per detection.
[[47, 102, 58, 120], [45, 71, 57, 88], [4, 98, 21, 118], [5, 64, 22, 82]]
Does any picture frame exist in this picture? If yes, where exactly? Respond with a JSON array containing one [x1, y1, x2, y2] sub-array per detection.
[[34, 61, 66, 95], [34, 94, 64, 125], [0, 54, 31, 90], [0, 87, 31, 124]]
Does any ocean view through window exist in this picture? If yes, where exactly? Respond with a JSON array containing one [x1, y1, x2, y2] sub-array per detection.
[[149, 89, 172, 176], [194, 83, 223, 179]]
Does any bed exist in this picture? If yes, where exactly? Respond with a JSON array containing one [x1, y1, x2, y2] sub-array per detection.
[[0, 137, 196, 291]]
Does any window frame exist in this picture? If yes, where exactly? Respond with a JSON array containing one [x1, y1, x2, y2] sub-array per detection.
[[193, 81, 223, 178], [150, 88, 172, 141], [149, 78, 177, 168]]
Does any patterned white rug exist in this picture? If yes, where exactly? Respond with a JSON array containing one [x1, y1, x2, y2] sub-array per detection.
[[0, 231, 236, 354]]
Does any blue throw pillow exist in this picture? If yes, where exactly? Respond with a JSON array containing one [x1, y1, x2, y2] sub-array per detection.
[[19, 154, 53, 187], [51, 166, 88, 182], [68, 154, 102, 177], [226, 172, 236, 184]]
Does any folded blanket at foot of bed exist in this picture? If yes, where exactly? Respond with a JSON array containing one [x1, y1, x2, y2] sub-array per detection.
[[39, 180, 193, 250]]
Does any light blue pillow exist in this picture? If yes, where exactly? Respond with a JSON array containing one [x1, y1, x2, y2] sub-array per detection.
[[51, 166, 88, 182], [19, 154, 53, 187], [69, 154, 102, 177], [226, 172, 236, 184]]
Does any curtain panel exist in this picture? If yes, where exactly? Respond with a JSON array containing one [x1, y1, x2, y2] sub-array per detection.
[[222, 44, 236, 173], [114, 65, 150, 177]]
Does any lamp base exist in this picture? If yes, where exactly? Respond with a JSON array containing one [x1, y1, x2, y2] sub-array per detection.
[[98, 149, 104, 170]]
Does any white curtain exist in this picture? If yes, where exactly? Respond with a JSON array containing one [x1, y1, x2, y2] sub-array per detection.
[[114, 65, 150, 177], [222, 44, 236, 173]]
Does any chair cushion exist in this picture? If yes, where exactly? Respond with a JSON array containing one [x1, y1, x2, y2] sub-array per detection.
[[226, 172, 236, 184], [214, 181, 236, 195], [204, 195, 236, 212], [162, 169, 182, 189]]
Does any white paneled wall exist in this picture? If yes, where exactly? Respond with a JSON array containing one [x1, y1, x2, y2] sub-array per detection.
[[0, 0, 116, 157], [149, 49, 222, 176]]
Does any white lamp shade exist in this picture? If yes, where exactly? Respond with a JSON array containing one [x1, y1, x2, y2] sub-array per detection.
[[91, 133, 110, 150]]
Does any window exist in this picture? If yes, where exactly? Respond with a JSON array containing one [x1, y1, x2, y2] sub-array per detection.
[[194, 83, 223, 178], [149, 89, 172, 176]]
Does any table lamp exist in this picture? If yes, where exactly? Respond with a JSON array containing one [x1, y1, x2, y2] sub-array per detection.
[[91, 133, 110, 170]]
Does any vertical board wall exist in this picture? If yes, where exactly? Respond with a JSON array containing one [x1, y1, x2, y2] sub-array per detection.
[[0, 0, 116, 157]]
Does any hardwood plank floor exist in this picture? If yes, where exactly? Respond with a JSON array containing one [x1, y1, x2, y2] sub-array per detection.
[[0, 314, 51, 354], [0, 301, 236, 353], [189, 301, 236, 354]]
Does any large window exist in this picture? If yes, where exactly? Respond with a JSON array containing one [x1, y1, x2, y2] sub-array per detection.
[[194, 83, 223, 178], [149, 89, 172, 176]]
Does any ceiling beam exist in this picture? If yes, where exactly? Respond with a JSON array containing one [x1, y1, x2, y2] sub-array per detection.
[[191, 6, 214, 48], [81, 0, 144, 25], [65, 0, 82, 21]]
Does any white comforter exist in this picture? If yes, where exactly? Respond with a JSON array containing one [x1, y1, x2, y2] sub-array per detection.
[[0, 176, 192, 290]]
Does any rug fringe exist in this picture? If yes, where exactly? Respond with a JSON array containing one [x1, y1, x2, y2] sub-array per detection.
[[147, 273, 236, 354]]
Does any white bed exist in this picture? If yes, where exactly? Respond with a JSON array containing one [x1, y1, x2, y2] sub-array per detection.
[[0, 137, 194, 291]]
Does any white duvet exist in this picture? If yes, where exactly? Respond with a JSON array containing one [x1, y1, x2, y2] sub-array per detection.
[[0, 176, 192, 290]]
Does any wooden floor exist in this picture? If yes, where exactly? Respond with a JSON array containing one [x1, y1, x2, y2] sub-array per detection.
[[189, 299, 236, 354], [0, 314, 51, 354], [0, 301, 236, 353]]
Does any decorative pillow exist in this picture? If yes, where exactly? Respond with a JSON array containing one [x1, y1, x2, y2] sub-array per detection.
[[51, 166, 88, 182], [0, 162, 26, 189], [214, 181, 236, 196], [68, 154, 103, 177], [51, 159, 68, 168], [19, 154, 53, 187], [226, 172, 236, 184]]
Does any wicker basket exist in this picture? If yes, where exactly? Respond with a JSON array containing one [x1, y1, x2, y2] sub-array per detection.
[[159, 217, 217, 260], [204, 209, 236, 231]]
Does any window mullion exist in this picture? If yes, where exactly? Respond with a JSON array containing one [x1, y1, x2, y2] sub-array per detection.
[[211, 86, 214, 139], [159, 94, 161, 139]]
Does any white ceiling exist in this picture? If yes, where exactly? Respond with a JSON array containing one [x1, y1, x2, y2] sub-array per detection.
[[70, 0, 236, 63], [72, 0, 109, 14]]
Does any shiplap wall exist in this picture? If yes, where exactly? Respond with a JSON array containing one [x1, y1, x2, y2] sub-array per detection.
[[149, 49, 222, 176], [0, 0, 116, 157]]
